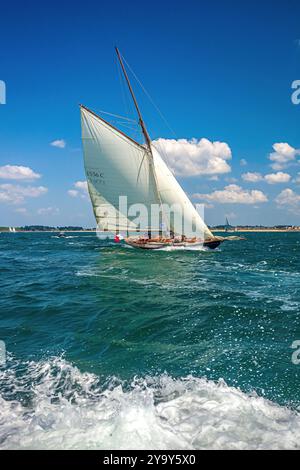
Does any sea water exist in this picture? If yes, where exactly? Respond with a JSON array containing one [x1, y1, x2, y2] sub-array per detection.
[[0, 232, 300, 449]]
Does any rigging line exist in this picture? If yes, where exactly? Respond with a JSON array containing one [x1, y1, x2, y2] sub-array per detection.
[[116, 55, 143, 144], [116, 56, 132, 126], [115, 123, 140, 131], [95, 109, 136, 122], [117, 52, 143, 141], [107, 119, 138, 129], [152, 139, 174, 171], [118, 57, 139, 126], [121, 54, 177, 139]]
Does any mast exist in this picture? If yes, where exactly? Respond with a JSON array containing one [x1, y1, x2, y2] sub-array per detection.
[[115, 47, 152, 154], [115, 47, 168, 239]]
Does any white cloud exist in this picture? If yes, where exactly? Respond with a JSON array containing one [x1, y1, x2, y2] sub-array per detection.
[[37, 207, 60, 216], [242, 172, 263, 183], [0, 165, 41, 181], [50, 139, 66, 149], [0, 184, 48, 204], [269, 143, 300, 170], [242, 171, 291, 184], [275, 188, 300, 206], [225, 212, 237, 220], [68, 189, 79, 198], [264, 172, 291, 184], [68, 181, 88, 198], [293, 173, 300, 184], [74, 181, 88, 191], [240, 159, 248, 167], [15, 207, 28, 214], [225, 176, 238, 183], [203, 202, 214, 209], [275, 188, 300, 214], [208, 175, 219, 181], [193, 184, 268, 205], [153, 138, 232, 177]]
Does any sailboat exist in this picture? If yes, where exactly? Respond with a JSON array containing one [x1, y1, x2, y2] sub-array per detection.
[[80, 48, 241, 250], [225, 217, 235, 233]]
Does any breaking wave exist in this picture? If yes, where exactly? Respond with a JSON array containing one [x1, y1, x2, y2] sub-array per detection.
[[1, 356, 300, 450]]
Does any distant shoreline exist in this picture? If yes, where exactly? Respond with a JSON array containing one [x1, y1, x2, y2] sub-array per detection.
[[1, 229, 300, 234], [0, 230, 96, 233], [212, 229, 300, 233]]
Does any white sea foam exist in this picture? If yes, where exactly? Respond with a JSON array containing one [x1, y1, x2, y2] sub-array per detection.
[[0, 357, 300, 450], [157, 245, 209, 252], [121, 243, 210, 252], [51, 235, 77, 239]]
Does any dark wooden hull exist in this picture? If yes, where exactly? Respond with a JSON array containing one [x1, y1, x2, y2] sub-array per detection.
[[125, 238, 223, 250], [203, 240, 222, 249]]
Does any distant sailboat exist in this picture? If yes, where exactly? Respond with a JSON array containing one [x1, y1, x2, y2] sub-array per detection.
[[80, 48, 242, 250], [225, 217, 235, 233], [9, 227, 16, 233]]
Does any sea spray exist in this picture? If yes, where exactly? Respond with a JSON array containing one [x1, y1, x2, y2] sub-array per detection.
[[1, 355, 300, 450]]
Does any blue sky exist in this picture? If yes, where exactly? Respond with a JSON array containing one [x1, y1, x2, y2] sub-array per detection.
[[0, 0, 300, 227]]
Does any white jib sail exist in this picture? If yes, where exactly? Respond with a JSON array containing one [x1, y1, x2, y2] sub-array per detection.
[[151, 144, 213, 240]]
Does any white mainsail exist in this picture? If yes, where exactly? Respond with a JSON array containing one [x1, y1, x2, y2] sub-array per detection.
[[80, 48, 213, 240], [81, 106, 161, 233]]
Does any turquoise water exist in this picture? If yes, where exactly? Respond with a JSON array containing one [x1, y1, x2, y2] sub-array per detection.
[[1, 232, 300, 449]]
